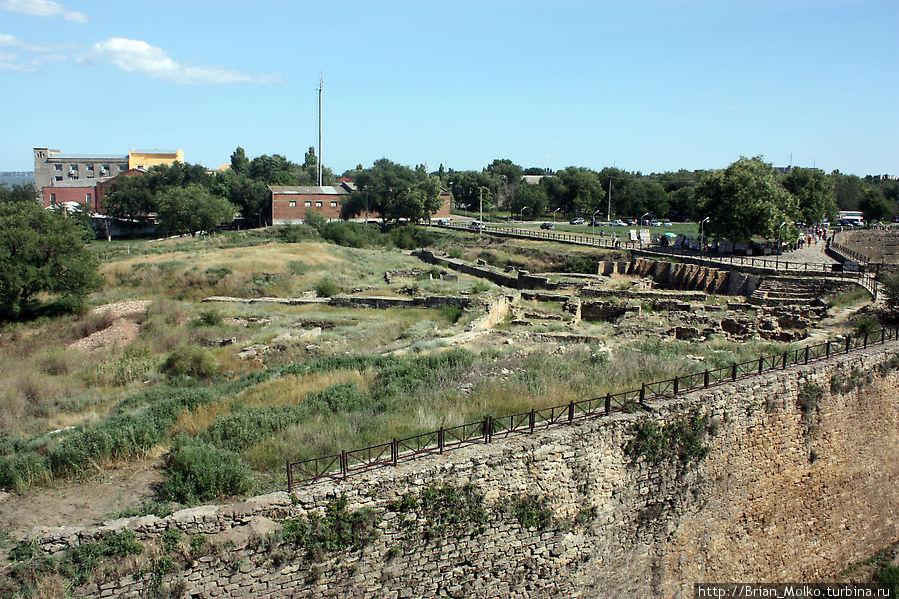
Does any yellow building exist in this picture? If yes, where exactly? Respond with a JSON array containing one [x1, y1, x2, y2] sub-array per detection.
[[128, 149, 185, 170]]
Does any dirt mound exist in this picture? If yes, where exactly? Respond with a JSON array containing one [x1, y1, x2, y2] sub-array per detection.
[[67, 300, 152, 352]]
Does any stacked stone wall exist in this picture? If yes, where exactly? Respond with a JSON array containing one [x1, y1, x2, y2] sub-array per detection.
[[42, 343, 899, 598]]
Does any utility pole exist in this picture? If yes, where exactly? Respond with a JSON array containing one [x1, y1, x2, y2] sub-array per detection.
[[606, 178, 612, 222], [317, 73, 323, 187]]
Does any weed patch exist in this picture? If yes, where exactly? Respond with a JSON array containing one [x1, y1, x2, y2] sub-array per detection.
[[280, 496, 380, 561], [624, 410, 715, 468]]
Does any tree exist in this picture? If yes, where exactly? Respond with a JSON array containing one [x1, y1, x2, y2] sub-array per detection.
[[249, 154, 296, 184], [348, 159, 441, 223], [103, 174, 155, 224], [781, 168, 837, 224], [155, 184, 236, 236], [484, 158, 523, 209], [447, 170, 492, 212], [695, 157, 799, 241], [292, 146, 336, 185], [513, 180, 548, 217], [216, 170, 270, 227], [230, 147, 249, 175], [0, 183, 38, 204], [0, 199, 101, 316], [542, 167, 603, 216], [860, 188, 895, 223]]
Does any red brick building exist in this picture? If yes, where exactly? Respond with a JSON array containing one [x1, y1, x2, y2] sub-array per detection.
[[268, 185, 452, 224], [268, 186, 349, 224], [42, 167, 147, 212]]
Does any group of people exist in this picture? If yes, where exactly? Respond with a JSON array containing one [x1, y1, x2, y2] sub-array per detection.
[[795, 225, 829, 249]]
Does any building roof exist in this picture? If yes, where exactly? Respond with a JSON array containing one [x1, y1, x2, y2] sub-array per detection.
[[130, 149, 181, 155], [48, 154, 128, 161], [521, 175, 544, 184], [45, 180, 98, 189], [268, 185, 349, 195]]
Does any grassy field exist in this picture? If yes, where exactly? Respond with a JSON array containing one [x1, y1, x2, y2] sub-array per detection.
[[0, 222, 800, 513]]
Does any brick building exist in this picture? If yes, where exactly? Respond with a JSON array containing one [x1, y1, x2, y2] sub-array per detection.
[[268, 184, 452, 224], [40, 167, 147, 211]]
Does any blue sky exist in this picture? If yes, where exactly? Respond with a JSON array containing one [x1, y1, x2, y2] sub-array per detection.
[[1, 0, 897, 176]]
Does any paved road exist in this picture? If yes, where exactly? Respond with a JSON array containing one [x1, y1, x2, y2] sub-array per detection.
[[779, 240, 838, 265]]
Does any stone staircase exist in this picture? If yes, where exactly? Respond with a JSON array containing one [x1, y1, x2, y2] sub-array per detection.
[[747, 277, 828, 311]]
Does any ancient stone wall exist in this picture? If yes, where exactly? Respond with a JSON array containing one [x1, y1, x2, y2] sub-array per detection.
[[44, 343, 899, 598], [597, 258, 761, 296]]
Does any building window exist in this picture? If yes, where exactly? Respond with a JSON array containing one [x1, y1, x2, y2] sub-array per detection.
[[330, 201, 338, 207], [87, 164, 94, 171], [289, 201, 296, 207], [315, 201, 322, 207], [304, 201, 312, 207], [86, 193, 92, 204], [54, 164, 62, 171], [50, 193, 56, 203], [55, 176, 62, 182]]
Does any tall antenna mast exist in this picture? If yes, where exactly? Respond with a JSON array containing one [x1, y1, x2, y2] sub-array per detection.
[[317, 73, 323, 187]]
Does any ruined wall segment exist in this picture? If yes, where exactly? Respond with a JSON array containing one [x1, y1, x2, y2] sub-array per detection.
[[43, 344, 899, 598]]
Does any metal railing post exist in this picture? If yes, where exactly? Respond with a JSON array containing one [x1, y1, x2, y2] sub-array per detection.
[[826, 340, 831, 358], [703, 370, 709, 388], [845, 336, 851, 353], [568, 401, 575, 424], [341, 450, 348, 480], [605, 394, 611, 415], [758, 357, 764, 374], [673, 376, 679, 395], [286, 461, 293, 493], [529, 408, 535, 433], [392, 439, 398, 464], [804, 346, 809, 365], [782, 351, 788, 369], [731, 363, 737, 381], [438, 429, 444, 454]]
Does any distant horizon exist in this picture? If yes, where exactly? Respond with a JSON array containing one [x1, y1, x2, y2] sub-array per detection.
[[2, 1, 896, 177]]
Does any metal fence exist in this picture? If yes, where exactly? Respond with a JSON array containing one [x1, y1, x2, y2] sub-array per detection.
[[435, 222, 879, 298], [286, 326, 899, 491]]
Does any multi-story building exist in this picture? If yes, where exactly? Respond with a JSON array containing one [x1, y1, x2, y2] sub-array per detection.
[[33, 148, 128, 192], [34, 147, 184, 210]]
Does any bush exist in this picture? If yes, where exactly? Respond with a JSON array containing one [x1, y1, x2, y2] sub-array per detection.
[[161, 345, 218, 379], [560, 256, 596, 274], [853, 315, 878, 336], [314, 279, 339, 298], [387, 226, 435, 249], [159, 439, 253, 504], [192, 309, 222, 327]]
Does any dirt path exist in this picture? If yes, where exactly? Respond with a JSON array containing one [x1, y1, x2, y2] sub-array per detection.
[[0, 460, 163, 537]]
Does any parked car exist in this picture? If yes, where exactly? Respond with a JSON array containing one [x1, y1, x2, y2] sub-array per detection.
[[611, 219, 626, 226], [569, 218, 585, 225], [435, 218, 449, 226], [650, 220, 661, 226], [468, 220, 485, 231], [540, 222, 555, 230], [662, 220, 672, 226]]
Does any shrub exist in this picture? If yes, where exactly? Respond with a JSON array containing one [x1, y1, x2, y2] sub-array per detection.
[[161, 345, 218, 379], [624, 410, 713, 467], [560, 256, 596, 274], [439, 305, 463, 324], [387, 226, 435, 249], [280, 496, 380, 561], [159, 439, 253, 504], [314, 279, 339, 298], [508, 494, 553, 530], [853, 315, 878, 336], [192, 310, 223, 327], [287, 260, 309, 275]]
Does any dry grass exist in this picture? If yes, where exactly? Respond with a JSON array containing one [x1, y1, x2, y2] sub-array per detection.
[[169, 369, 376, 436]]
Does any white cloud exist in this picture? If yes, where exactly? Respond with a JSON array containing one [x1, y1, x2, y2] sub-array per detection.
[[0, 0, 87, 22], [63, 10, 87, 23], [89, 37, 280, 85]]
